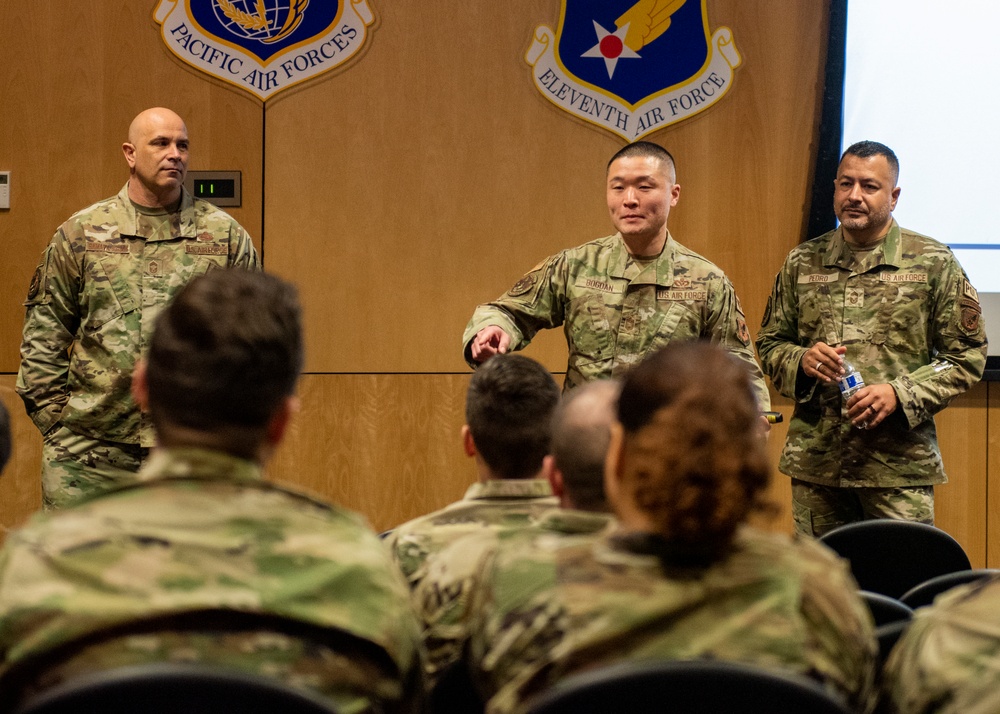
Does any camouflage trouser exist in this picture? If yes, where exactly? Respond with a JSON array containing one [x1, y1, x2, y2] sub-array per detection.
[[41, 426, 149, 509], [791, 479, 934, 538]]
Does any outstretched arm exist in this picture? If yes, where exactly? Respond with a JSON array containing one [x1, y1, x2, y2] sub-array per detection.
[[468, 325, 512, 364]]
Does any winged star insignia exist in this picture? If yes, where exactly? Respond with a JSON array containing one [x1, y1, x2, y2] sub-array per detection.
[[526, 0, 741, 140]]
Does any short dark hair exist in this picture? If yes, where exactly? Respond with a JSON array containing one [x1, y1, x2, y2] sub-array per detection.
[[466, 354, 560, 479], [551, 379, 619, 511], [841, 140, 899, 185], [0, 400, 10, 474], [607, 141, 676, 182], [146, 269, 304, 442], [616, 341, 771, 559]]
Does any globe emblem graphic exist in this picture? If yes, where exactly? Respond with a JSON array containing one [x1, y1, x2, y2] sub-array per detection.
[[212, 0, 305, 44]]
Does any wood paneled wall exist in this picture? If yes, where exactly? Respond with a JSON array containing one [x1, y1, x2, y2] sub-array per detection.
[[263, 0, 827, 373], [0, 4, 263, 375], [0, 1, 994, 568]]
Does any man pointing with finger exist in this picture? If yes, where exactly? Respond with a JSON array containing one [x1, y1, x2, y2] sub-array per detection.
[[462, 141, 768, 409], [757, 141, 986, 537]]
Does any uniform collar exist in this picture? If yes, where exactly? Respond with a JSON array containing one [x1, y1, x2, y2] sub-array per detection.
[[825, 219, 901, 270], [609, 232, 676, 286], [136, 446, 264, 485], [537, 507, 613, 535], [463, 478, 555, 500], [116, 182, 197, 238]]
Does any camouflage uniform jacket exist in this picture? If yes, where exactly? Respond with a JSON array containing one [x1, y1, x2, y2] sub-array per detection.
[[756, 222, 986, 488], [467, 526, 877, 714], [412, 508, 614, 683], [882, 575, 1000, 714], [386, 479, 557, 590], [462, 233, 769, 407], [16, 183, 260, 447], [0, 447, 424, 713]]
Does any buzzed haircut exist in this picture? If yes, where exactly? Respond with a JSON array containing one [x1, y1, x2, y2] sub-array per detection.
[[550, 379, 619, 512], [146, 269, 304, 435], [841, 140, 900, 186], [0, 400, 10, 474], [466, 354, 561, 480], [607, 141, 677, 183]]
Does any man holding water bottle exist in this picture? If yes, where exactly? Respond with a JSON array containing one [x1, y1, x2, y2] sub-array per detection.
[[756, 141, 987, 536]]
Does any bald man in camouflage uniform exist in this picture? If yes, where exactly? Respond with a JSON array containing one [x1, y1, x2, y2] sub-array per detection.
[[463, 141, 768, 408], [757, 141, 986, 536], [882, 574, 1000, 713], [0, 270, 423, 712], [17, 107, 259, 508]]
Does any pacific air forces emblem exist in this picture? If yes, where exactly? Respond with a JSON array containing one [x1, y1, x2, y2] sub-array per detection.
[[525, 0, 740, 140], [154, 0, 376, 101]]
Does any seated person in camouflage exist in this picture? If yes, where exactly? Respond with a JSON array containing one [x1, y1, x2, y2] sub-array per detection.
[[386, 354, 561, 590], [462, 342, 878, 714], [0, 270, 424, 713], [412, 379, 619, 686], [882, 574, 1000, 713], [545, 378, 618, 524], [463, 140, 769, 410]]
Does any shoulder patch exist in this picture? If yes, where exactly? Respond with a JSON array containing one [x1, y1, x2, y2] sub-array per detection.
[[961, 306, 981, 334], [964, 279, 980, 304], [959, 279, 983, 335], [27, 267, 41, 301], [960, 299, 982, 335], [737, 316, 751, 346], [761, 295, 773, 328], [507, 273, 537, 297]]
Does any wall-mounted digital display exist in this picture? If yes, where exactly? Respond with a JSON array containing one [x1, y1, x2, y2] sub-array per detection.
[[184, 171, 241, 207]]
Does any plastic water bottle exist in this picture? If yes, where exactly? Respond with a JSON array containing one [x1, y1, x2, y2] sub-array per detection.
[[838, 360, 865, 400], [839, 360, 865, 426]]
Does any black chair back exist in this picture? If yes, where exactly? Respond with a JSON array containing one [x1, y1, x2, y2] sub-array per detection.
[[874, 619, 910, 671], [899, 569, 1000, 609], [818, 520, 970, 598], [429, 661, 484, 714], [859, 590, 913, 627], [524, 659, 852, 714], [12, 663, 339, 714]]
